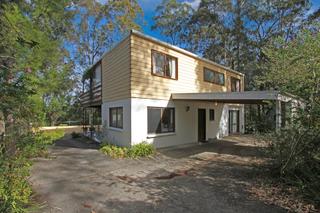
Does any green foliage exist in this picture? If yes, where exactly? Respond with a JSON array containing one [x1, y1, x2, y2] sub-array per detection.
[[127, 142, 155, 158], [99, 142, 155, 159], [0, 1, 77, 127], [69, 0, 142, 70], [0, 153, 32, 213], [71, 132, 81, 138], [152, 0, 194, 46], [262, 122, 320, 206], [153, 0, 312, 86], [258, 28, 320, 207], [0, 130, 63, 212], [41, 130, 65, 144], [100, 144, 128, 159]]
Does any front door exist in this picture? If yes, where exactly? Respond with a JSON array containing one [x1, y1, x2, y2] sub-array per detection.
[[198, 109, 206, 142], [229, 110, 240, 134]]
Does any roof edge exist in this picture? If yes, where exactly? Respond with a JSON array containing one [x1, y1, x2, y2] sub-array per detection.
[[130, 29, 245, 77], [83, 29, 245, 78]]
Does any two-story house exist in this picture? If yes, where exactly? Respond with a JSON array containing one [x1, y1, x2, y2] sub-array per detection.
[[80, 30, 300, 148]]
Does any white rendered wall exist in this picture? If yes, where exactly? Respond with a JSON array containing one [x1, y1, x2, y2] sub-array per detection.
[[101, 99, 131, 147], [102, 98, 245, 148], [131, 98, 238, 148]]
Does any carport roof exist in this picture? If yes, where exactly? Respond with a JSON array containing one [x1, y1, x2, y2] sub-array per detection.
[[171, 90, 298, 104]]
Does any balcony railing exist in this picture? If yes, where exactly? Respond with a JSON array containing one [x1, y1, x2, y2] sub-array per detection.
[[79, 84, 102, 107]]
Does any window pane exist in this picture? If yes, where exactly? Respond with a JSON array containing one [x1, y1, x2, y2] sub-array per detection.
[[231, 78, 240, 92], [204, 68, 225, 85], [94, 64, 101, 85], [217, 73, 225, 85], [161, 108, 175, 133], [117, 108, 123, 128], [110, 108, 117, 127], [166, 56, 176, 79], [148, 108, 161, 134], [152, 52, 165, 76], [204, 69, 214, 82]]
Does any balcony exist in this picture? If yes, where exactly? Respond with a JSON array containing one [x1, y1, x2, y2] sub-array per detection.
[[79, 84, 102, 107]]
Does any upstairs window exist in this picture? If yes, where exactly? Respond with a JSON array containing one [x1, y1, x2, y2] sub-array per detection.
[[204, 67, 225, 86], [231, 77, 241, 92], [151, 50, 177, 79], [94, 64, 101, 86]]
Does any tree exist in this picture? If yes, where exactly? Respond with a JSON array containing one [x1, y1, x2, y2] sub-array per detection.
[[69, 0, 143, 73], [0, 1, 75, 129], [152, 0, 194, 46], [255, 26, 320, 205], [152, 0, 311, 88]]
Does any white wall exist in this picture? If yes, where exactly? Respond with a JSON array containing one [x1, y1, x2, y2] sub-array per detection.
[[101, 99, 131, 147], [131, 98, 234, 148], [102, 98, 245, 148]]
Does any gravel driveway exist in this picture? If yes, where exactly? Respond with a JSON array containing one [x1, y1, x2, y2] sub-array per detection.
[[30, 135, 285, 213]]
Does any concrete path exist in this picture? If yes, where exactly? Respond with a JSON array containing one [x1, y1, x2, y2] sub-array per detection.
[[30, 136, 285, 213]]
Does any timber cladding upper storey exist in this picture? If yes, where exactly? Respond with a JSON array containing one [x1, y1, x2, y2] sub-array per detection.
[[130, 33, 244, 100], [101, 36, 131, 102], [101, 31, 244, 102]]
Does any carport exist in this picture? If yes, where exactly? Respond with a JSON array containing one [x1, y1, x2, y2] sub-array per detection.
[[172, 90, 303, 130]]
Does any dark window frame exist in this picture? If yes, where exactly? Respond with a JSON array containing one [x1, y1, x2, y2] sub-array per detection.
[[147, 107, 175, 134], [230, 76, 241, 92], [151, 49, 178, 80], [109, 107, 123, 129], [203, 67, 225, 86], [209, 109, 215, 121]]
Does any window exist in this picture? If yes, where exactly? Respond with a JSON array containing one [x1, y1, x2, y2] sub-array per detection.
[[209, 109, 215, 121], [148, 107, 175, 134], [203, 67, 225, 85], [231, 77, 240, 92], [94, 64, 101, 86], [109, 107, 123, 129], [151, 50, 177, 79]]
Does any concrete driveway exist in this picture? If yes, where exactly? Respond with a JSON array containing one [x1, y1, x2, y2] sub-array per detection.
[[30, 135, 285, 213]]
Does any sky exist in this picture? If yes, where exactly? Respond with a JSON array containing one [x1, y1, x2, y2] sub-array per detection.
[[138, 0, 320, 42], [138, 0, 200, 42]]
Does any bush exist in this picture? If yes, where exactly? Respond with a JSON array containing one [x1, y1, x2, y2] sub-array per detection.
[[41, 129, 65, 143], [262, 123, 320, 207], [71, 132, 81, 138], [100, 144, 128, 158], [0, 130, 64, 212], [99, 142, 154, 159], [128, 142, 155, 158]]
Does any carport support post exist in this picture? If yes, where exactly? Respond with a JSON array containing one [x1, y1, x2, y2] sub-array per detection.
[[275, 100, 282, 130]]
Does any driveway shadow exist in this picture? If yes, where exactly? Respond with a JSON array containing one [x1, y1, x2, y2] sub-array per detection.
[[53, 135, 100, 149]]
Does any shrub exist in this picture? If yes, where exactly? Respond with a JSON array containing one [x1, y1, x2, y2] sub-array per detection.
[[128, 142, 155, 158], [100, 144, 128, 158], [41, 129, 65, 143], [0, 130, 63, 212], [262, 121, 320, 207], [99, 142, 155, 159], [71, 132, 81, 138]]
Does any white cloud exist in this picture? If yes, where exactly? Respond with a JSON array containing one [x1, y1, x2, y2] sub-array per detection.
[[184, 0, 201, 9]]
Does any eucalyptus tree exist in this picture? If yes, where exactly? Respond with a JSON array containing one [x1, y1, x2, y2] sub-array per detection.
[[69, 0, 143, 72]]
